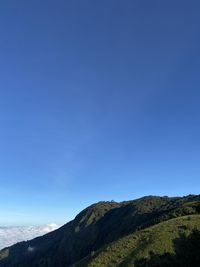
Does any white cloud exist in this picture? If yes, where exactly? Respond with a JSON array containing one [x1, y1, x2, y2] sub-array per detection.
[[27, 245, 35, 253], [0, 223, 59, 250]]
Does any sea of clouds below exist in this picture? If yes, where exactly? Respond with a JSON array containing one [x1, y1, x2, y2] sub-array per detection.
[[0, 224, 59, 250]]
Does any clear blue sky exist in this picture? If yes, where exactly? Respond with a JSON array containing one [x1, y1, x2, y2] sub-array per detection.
[[0, 0, 200, 226]]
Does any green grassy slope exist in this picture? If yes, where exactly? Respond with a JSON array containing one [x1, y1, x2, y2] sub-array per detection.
[[0, 195, 200, 267], [74, 215, 200, 267]]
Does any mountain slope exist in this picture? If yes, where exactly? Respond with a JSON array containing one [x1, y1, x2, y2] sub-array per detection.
[[0, 195, 200, 267], [73, 215, 200, 267]]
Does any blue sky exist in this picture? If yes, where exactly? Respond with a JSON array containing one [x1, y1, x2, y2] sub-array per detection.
[[0, 0, 200, 225]]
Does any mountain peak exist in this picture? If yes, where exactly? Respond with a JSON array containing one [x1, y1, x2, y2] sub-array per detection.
[[0, 195, 200, 267]]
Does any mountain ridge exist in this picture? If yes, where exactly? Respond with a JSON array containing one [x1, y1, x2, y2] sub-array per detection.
[[0, 194, 200, 267]]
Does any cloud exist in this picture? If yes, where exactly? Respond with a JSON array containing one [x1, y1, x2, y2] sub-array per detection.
[[27, 245, 35, 253], [0, 224, 59, 250]]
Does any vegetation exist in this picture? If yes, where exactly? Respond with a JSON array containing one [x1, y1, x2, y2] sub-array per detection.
[[135, 229, 200, 267], [0, 195, 200, 267], [74, 215, 200, 267]]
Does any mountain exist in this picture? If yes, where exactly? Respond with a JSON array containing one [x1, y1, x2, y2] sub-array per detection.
[[0, 224, 58, 250], [0, 195, 200, 267], [74, 214, 200, 267]]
